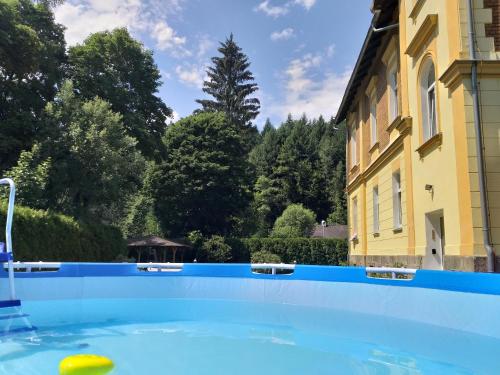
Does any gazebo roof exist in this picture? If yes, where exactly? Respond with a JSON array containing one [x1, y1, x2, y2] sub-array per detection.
[[127, 235, 190, 248]]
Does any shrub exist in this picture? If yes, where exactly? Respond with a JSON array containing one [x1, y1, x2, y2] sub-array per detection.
[[242, 238, 348, 265], [197, 235, 232, 263], [0, 204, 126, 261], [271, 204, 316, 238], [250, 250, 281, 264]]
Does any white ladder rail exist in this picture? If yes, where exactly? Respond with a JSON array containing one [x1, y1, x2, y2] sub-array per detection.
[[0, 178, 16, 301]]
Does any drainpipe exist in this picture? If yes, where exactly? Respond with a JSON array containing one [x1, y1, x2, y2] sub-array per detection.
[[371, 10, 399, 33], [466, 0, 496, 272]]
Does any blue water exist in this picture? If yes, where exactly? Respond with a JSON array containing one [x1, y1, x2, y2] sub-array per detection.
[[1, 298, 499, 374]]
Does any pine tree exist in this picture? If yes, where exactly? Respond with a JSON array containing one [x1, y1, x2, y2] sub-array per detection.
[[196, 34, 260, 132]]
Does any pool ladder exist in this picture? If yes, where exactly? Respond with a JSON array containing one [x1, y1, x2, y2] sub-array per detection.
[[0, 178, 35, 336], [1, 178, 18, 307]]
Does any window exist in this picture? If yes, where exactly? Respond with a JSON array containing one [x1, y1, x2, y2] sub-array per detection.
[[421, 60, 438, 141], [370, 95, 377, 145], [350, 121, 357, 167], [352, 197, 358, 236], [388, 65, 399, 122], [373, 186, 379, 233], [392, 171, 402, 230]]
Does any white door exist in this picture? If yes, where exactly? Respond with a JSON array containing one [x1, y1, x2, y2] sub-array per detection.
[[423, 211, 444, 270]]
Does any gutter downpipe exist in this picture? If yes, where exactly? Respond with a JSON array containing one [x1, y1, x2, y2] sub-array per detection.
[[467, 0, 496, 272], [371, 10, 399, 33]]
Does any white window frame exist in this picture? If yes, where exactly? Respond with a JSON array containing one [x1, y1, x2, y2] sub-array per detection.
[[392, 171, 402, 230], [421, 60, 438, 142], [350, 120, 357, 167], [352, 197, 358, 237], [373, 186, 379, 234], [370, 94, 377, 146], [388, 60, 399, 123]]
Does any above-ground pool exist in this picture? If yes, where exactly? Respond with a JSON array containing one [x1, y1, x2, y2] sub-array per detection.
[[1, 263, 500, 374]]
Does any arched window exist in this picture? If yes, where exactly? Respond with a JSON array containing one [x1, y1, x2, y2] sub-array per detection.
[[421, 59, 437, 141]]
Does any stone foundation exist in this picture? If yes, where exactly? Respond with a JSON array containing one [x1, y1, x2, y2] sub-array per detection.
[[349, 254, 499, 273]]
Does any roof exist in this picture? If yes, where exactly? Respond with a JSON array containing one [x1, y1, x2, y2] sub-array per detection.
[[311, 224, 348, 239], [127, 235, 190, 248], [335, 0, 398, 124]]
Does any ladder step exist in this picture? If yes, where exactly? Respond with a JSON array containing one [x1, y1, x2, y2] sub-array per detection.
[[0, 313, 29, 321], [0, 300, 21, 309]]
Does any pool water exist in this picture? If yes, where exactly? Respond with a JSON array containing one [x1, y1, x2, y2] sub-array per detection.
[[1, 298, 499, 374]]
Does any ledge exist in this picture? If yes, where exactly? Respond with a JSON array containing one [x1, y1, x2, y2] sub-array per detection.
[[409, 0, 426, 20], [369, 141, 380, 154], [405, 14, 438, 57], [416, 132, 442, 157], [387, 115, 402, 133], [440, 60, 500, 90], [349, 164, 360, 175]]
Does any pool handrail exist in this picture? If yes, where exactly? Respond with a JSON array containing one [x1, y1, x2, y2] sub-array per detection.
[[0, 178, 16, 300]]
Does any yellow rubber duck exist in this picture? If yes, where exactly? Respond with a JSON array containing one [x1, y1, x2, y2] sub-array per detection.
[[59, 354, 114, 375]]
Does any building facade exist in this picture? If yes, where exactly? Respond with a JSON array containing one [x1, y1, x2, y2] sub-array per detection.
[[336, 0, 500, 272]]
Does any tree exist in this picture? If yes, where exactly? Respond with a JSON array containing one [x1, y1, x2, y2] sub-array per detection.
[[196, 34, 260, 142], [0, 0, 66, 171], [251, 250, 281, 264], [271, 204, 316, 238], [2, 144, 51, 208], [151, 112, 252, 237], [198, 235, 232, 263], [68, 28, 172, 160], [7, 81, 145, 224]]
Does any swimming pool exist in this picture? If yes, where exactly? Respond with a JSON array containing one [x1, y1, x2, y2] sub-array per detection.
[[1, 263, 500, 374]]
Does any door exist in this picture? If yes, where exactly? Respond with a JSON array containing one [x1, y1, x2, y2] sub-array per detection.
[[423, 210, 444, 270]]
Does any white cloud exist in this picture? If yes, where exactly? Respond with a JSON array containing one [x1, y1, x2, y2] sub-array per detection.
[[294, 0, 316, 10], [54, 0, 188, 56], [197, 35, 215, 58], [271, 53, 351, 120], [152, 21, 189, 56], [254, 0, 316, 17], [270, 28, 295, 41], [175, 64, 206, 88], [326, 44, 336, 57], [254, 1, 289, 18]]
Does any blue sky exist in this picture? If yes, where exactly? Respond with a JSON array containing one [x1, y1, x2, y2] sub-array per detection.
[[55, 0, 372, 128]]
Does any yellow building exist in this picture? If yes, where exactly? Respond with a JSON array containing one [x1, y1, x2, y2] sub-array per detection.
[[335, 0, 500, 272]]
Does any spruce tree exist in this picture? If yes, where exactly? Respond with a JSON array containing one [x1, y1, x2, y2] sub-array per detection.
[[196, 34, 260, 133]]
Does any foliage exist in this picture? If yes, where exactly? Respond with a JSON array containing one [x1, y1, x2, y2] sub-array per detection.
[[248, 116, 346, 232], [250, 250, 281, 264], [151, 112, 252, 237], [5, 81, 145, 224], [271, 204, 316, 238], [68, 28, 172, 160], [196, 34, 260, 146], [4, 144, 51, 208], [197, 235, 233, 263], [0, 203, 126, 261], [242, 238, 348, 265], [0, 0, 66, 171]]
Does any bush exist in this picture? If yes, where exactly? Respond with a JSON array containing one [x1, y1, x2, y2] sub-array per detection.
[[250, 250, 281, 264], [197, 235, 232, 263], [242, 238, 347, 265], [271, 204, 316, 238], [0, 204, 126, 261]]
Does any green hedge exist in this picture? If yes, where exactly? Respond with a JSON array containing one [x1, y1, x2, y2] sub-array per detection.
[[0, 204, 126, 261], [227, 238, 348, 265]]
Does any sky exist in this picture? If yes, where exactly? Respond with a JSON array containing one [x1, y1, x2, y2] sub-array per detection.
[[54, 0, 372, 129]]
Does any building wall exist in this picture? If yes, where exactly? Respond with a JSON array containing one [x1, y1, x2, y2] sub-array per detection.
[[346, 0, 500, 271]]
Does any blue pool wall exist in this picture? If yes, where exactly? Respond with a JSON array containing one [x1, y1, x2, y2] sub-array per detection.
[[1, 264, 500, 338]]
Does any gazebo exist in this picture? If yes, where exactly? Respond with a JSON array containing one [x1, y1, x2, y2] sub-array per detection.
[[127, 235, 190, 263]]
